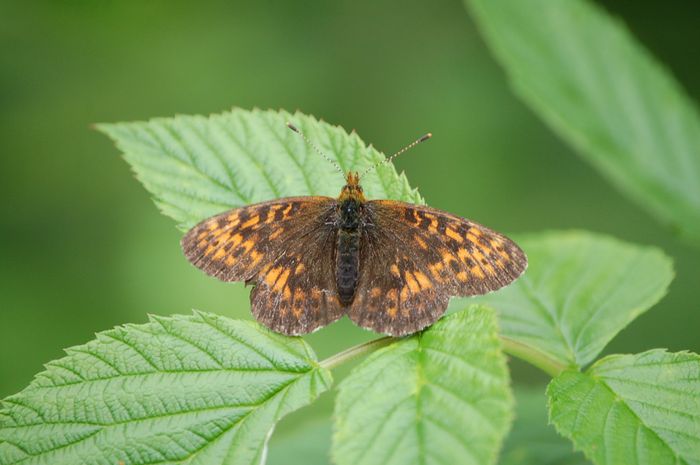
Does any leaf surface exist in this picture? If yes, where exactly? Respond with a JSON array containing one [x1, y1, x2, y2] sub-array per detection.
[[472, 231, 673, 368], [332, 306, 513, 465], [468, 0, 700, 243], [98, 109, 422, 230], [548, 350, 700, 465], [0, 312, 331, 465]]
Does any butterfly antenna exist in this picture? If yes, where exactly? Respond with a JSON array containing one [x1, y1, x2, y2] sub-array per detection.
[[360, 132, 432, 178], [286, 122, 344, 175]]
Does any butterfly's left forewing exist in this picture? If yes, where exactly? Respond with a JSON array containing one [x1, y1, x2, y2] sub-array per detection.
[[181, 196, 344, 335], [349, 200, 527, 336]]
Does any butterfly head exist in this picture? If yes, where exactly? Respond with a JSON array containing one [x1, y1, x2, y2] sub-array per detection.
[[286, 122, 431, 201], [339, 171, 365, 203]]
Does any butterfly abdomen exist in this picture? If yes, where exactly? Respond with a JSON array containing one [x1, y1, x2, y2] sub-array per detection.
[[336, 198, 362, 306]]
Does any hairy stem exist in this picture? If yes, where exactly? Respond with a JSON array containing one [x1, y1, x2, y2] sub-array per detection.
[[320, 336, 395, 370], [319, 333, 568, 377]]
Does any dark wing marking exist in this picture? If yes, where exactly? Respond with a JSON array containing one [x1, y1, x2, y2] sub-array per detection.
[[181, 197, 343, 335], [348, 200, 527, 336]]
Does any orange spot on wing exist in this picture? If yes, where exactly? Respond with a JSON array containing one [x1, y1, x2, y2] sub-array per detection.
[[429, 262, 445, 279], [445, 227, 463, 243], [281, 203, 293, 218], [212, 248, 226, 260], [443, 252, 458, 268], [471, 266, 485, 279], [371, 287, 382, 298], [457, 248, 471, 262], [225, 256, 235, 266], [230, 233, 243, 247], [415, 236, 428, 249], [264, 267, 282, 287], [405, 272, 420, 293], [456, 271, 469, 282], [293, 289, 305, 316], [275, 269, 291, 291], [241, 216, 260, 229], [249, 250, 263, 267], [414, 271, 432, 289], [240, 240, 255, 253], [269, 228, 284, 240], [295, 263, 306, 274], [390, 264, 400, 277]]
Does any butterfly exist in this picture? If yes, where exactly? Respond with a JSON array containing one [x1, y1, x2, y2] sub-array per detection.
[[181, 124, 527, 336]]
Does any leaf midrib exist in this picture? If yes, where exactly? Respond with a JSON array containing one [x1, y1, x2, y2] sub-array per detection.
[[23, 366, 309, 391], [2, 369, 321, 465]]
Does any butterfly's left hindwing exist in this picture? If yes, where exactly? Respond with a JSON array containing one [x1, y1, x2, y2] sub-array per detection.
[[181, 197, 344, 335], [349, 200, 527, 336]]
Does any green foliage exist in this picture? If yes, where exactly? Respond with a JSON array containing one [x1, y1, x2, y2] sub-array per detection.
[[268, 416, 332, 465], [467, 0, 700, 244], [548, 350, 700, 465], [472, 231, 673, 369], [3, 105, 698, 465], [0, 312, 331, 465], [501, 387, 589, 465], [333, 306, 512, 465], [96, 109, 422, 231]]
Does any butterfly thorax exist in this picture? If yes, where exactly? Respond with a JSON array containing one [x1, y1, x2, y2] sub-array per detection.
[[336, 172, 365, 305]]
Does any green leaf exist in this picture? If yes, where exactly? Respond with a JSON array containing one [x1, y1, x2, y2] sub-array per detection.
[[332, 305, 513, 465], [471, 231, 673, 369], [0, 311, 331, 465], [547, 350, 700, 465], [97, 108, 422, 230], [501, 386, 589, 465], [467, 0, 700, 244]]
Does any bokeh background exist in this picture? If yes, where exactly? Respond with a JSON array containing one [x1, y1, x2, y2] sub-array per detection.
[[1, 0, 699, 412]]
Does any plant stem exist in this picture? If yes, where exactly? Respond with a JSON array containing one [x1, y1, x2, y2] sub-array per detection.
[[500, 335, 568, 377], [318, 333, 569, 377], [319, 336, 395, 370]]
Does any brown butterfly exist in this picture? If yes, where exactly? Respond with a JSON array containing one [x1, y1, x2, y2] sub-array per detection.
[[181, 124, 527, 336]]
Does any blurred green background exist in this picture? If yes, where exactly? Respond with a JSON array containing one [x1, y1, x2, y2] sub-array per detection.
[[1, 0, 699, 406]]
